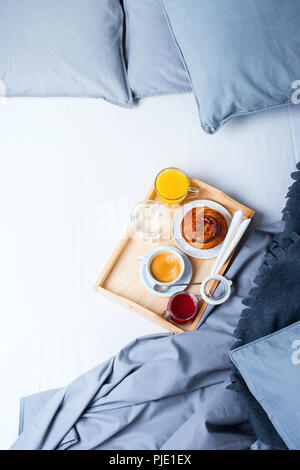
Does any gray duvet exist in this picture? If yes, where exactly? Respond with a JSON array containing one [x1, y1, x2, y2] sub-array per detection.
[[11, 224, 279, 450]]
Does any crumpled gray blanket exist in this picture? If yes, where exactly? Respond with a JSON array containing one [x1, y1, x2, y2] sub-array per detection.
[[230, 162, 300, 449], [11, 223, 279, 450]]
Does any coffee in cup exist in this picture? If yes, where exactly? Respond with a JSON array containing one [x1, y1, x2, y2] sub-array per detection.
[[150, 251, 182, 283], [139, 247, 184, 286]]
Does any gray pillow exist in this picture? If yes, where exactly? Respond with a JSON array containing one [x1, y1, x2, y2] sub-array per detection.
[[231, 322, 300, 450], [0, 0, 132, 107], [160, 0, 300, 133], [123, 0, 191, 99]]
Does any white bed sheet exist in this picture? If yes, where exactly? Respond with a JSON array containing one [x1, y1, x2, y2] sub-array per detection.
[[0, 93, 299, 449]]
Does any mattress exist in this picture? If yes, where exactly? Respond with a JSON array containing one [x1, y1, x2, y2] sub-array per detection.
[[0, 93, 299, 449]]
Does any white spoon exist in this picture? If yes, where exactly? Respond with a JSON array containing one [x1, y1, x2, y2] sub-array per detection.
[[211, 210, 243, 276], [214, 218, 251, 273]]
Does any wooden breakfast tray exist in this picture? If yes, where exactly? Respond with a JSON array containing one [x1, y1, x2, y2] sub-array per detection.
[[94, 179, 255, 333]]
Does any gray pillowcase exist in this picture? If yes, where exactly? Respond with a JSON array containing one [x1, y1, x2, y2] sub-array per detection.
[[231, 322, 300, 450], [123, 0, 191, 99], [160, 0, 300, 133], [0, 0, 132, 107]]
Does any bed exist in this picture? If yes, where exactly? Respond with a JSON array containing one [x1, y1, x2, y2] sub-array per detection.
[[1, 94, 299, 449], [1, 0, 300, 450]]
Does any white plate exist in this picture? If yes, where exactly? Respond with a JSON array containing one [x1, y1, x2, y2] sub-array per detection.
[[172, 200, 232, 259]]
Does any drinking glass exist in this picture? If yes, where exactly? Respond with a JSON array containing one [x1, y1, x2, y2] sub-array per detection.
[[154, 168, 199, 204], [130, 200, 165, 242], [161, 291, 199, 324]]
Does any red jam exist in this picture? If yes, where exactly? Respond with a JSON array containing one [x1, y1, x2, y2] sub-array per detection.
[[168, 292, 198, 324]]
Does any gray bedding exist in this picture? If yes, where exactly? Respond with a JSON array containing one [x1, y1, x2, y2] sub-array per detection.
[[11, 224, 279, 450]]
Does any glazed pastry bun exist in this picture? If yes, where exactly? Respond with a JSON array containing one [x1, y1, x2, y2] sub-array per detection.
[[181, 207, 228, 250]]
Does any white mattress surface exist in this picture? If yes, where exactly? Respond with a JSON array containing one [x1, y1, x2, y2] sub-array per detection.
[[0, 93, 299, 449]]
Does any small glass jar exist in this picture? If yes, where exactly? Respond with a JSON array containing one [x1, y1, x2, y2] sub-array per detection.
[[130, 200, 165, 242], [162, 291, 199, 324]]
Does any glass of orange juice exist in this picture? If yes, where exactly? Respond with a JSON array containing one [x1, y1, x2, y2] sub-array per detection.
[[155, 168, 199, 204]]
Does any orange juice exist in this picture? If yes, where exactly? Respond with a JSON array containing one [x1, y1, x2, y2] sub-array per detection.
[[155, 168, 190, 204]]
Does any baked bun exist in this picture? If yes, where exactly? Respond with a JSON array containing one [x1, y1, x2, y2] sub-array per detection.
[[181, 207, 228, 250]]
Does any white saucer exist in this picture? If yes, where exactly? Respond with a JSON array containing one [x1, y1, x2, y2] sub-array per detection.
[[172, 199, 232, 259], [139, 247, 192, 298]]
